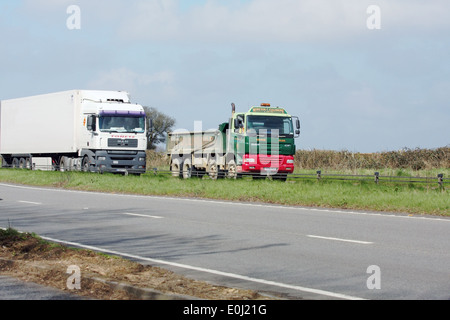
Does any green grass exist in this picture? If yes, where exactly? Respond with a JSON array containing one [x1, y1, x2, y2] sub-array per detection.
[[0, 169, 448, 216]]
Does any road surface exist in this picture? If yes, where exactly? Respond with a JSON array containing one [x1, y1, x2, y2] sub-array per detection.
[[0, 276, 82, 300], [0, 182, 449, 300]]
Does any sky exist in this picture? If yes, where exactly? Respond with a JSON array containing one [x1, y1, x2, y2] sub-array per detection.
[[0, 0, 449, 152]]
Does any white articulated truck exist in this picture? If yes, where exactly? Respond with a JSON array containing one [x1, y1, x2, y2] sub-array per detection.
[[0, 90, 149, 174]]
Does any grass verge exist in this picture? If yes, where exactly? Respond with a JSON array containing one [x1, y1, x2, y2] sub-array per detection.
[[0, 169, 448, 216]]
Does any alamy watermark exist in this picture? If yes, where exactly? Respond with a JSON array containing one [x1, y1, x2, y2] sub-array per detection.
[[66, 5, 81, 30], [367, 5, 381, 30], [366, 265, 381, 290], [66, 265, 81, 290]]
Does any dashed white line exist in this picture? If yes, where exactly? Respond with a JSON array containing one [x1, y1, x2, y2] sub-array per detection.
[[122, 212, 163, 219], [18, 201, 42, 205], [307, 235, 373, 245]]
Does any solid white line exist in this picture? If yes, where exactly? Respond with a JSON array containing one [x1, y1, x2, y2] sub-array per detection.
[[18, 200, 42, 205], [307, 235, 373, 245], [39, 235, 365, 300], [122, 212, 163, 219]]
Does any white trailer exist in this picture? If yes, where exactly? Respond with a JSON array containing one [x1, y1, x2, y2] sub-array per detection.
[[0, 90, 149, 174]]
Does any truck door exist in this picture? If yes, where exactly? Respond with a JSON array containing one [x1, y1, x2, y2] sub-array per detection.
[[84, 114, 98, 148], [231, 114, 245, 164]]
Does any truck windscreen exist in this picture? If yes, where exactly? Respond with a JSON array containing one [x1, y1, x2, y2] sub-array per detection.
[[99, 116, 146, 133], [246, 115, 294, 137]]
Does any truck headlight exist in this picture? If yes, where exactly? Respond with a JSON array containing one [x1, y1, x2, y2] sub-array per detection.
[[139, 157, 146, 162], [286, 159, 294, 164], [98, 157, 106, 161], [244, 158, 256, 163]]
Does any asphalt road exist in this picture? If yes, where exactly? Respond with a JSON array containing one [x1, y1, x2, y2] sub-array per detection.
[[0, 276, 82, 300], [0, 182, 449, 300]]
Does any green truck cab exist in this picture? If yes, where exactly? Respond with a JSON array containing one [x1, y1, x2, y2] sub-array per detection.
[[167, 103, 300, 180], [228, 103, 300, 179]]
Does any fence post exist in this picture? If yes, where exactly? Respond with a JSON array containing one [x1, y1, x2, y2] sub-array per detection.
[[438, 173, 444, 189], [316, 170, 322, 181], [374, 172, 379, 184], [153, 167, 158, 175]]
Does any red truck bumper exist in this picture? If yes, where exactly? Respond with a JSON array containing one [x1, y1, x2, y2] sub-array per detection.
[[238, 154, 295, 174]]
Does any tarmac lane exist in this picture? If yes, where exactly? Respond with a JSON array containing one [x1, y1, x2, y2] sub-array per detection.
[[0, 275, 83, 300]]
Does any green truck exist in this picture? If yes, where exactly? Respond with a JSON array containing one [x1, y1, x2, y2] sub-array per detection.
[[166, 103, 300, 181]]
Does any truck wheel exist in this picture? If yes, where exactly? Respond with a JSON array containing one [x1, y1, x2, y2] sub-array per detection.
[[208, 161, 218, 180], [59, 157, 68, 172], [226, 160, 238, 179], [182, 159, 192, 179], [19, 158, 26, 169], [25, 158, 31, 170], [82, 157, 90, 172], [171, 159, 181, 178], [12, 158, 19, 169]]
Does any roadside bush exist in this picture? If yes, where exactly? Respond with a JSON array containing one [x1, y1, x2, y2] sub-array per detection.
[[146, 150, 170, 169], [295, 146, 450, 171]]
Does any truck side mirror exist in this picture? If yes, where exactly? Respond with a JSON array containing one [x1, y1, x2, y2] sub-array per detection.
[[293, 117, 300, 137], [148, 118, 153, 137], [234, 115, 244, 132], [87, 115, 96, 131], [234, 118, 240, 131]]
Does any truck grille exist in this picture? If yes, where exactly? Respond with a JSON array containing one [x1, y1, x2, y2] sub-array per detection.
[[108, 138, 138, 148], [259, 155, 284, 165]]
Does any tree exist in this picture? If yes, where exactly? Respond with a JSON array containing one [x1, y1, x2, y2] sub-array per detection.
[[144, 106, 176, 150]]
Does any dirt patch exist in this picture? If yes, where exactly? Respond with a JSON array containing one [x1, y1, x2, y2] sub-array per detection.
[[0, 230, 271, 300]]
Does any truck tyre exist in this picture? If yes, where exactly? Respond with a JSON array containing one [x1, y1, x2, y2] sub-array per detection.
[[208, 161, 219, 180], [171, 159, 182, 178], [25, 158, 31, 170], [82, 157, 90, 172], [19, 158, 26, 169], [226, 160, 238, 179], [12, 158, 19, 169], [182, 159, 192, 179], [59, 156, 68, 172]]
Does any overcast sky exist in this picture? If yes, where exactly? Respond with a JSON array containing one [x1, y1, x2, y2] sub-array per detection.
[[1, 0, 449, 152]]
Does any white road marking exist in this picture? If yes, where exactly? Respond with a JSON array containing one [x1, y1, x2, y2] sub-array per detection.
[[39, 235, 365, 300], [18, 201, 42, 205], [307, 235, 373, 245], [122, 212, 163, 219]]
